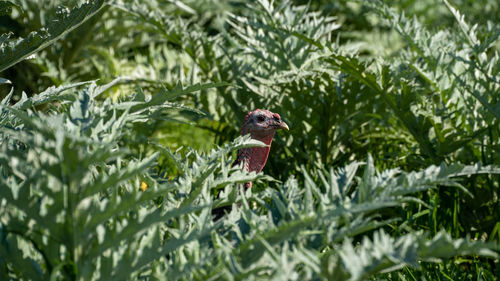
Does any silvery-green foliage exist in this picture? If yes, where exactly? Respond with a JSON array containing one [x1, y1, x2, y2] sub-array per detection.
[[358, 0, 500, 163], [323, 229, 498, 281], [0, 0, 106, 72], [1, 0, 499, 280], [189, 0, 384, 171], [0, 79, 262, 280], [187, 0, 500, 171], [168, 154, 499, 280]]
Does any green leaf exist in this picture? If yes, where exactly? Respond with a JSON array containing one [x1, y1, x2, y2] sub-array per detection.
[[0, 231, 47, 281], [0, 0, 106, 72], [237, 216, 316, 268]]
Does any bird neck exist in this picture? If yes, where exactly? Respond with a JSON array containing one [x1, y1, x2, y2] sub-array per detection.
[[251, 131, 275, 146], [245, 132, 275, 173]]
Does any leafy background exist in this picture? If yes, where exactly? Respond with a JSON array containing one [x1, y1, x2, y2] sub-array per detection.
[[0, 0, 499, 280]]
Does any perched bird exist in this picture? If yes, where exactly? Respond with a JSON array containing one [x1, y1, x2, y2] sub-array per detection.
[[213, 109, 289, 220]]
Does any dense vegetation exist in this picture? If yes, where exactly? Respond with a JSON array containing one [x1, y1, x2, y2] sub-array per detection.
[[0, 0, 499, 280]]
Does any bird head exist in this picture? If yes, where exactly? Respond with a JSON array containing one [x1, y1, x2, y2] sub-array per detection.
[[241, 109, 289, 138]]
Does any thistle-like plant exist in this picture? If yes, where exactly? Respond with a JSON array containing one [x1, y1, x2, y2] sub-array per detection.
[[0, 79, 264, 280]]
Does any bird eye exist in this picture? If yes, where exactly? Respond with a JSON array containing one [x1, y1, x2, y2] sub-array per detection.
[[256, 115, 266, 122]]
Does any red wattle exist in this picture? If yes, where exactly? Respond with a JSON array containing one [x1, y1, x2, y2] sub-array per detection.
[[246, 132, 274, 173]]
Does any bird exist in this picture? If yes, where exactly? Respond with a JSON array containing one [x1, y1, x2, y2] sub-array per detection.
[[233, 109, 289, 189], [213, 109, 289, 220]]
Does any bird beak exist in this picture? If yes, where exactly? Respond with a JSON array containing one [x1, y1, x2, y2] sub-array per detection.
[[279, 121, 289, 131]]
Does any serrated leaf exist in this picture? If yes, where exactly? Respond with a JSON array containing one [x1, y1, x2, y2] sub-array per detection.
[[0, 0, 106, 72]]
